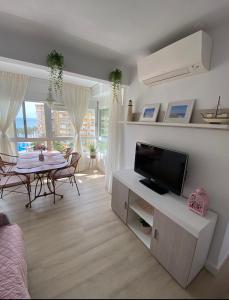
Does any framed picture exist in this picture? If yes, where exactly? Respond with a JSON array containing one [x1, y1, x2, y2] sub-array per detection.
[[140, 103, 160, 122], [164, 99, 195, 123]]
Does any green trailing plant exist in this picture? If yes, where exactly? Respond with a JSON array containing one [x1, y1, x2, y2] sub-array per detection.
[[47, 50, 64, 98], [109, 68, 122, 102], [139, 217, 150, 228], [88, 143, 96, 154]]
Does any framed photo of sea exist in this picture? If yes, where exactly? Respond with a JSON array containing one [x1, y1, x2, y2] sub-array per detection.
[[140, 103, 160, 122], [164, 99, 195, 123]]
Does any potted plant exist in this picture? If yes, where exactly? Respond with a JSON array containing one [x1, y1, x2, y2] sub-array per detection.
[[88, 143, 97, 159], [139, 217, 152, 235], [47, 50, 64, 101], [109, 68, 122, 102]]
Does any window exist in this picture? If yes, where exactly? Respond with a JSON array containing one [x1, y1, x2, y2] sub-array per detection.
[[99, 108, 109, 137], [14, 100, 109, 156], [25, 102, 46, 138], [80, 109, 96, 138], [15, 101, 47, 152], [80, 109, 96, 153], [15, 106, 25, 137], [52, 140, 73, 153], [15, 101, 46, 138], [52, 110, 74, 137]]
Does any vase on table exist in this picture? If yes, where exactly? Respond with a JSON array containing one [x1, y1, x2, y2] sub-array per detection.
[[39, 150, 44, 161]]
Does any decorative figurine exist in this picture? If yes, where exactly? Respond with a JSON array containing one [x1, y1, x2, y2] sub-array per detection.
[[200, 96, 229, 124], [127, 99, 133, 121], [187, 187, 209, 216]]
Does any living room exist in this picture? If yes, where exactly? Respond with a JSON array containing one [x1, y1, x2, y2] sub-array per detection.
[[0, 1, 229, 299]]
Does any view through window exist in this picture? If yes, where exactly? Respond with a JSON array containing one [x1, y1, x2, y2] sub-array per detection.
[[80, 109, 96, 153], [98, 108, 109, 155], [14, 101, 109, 154]]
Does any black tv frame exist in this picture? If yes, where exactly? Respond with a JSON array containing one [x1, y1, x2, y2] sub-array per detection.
[[134, 142, 188, 195]]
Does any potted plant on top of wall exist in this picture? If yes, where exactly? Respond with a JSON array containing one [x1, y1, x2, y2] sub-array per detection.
[[109, 68, 122, 102]]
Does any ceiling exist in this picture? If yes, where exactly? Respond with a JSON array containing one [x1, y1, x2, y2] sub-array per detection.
[[0, 0, 229, 65]]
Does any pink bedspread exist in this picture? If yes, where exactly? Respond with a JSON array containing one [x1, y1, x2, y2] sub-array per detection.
[[0, 224, 30, 299]]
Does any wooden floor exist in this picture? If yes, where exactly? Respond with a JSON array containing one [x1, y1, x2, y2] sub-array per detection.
[[0, 169, 228, 299]]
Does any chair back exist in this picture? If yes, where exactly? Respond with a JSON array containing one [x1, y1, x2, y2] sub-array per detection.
[[0, 153, 18, 174], [70, 152, 81, 172], [0, 156, 5, 173], [64, 147, 73, 161], [0, 152, 18, 164]]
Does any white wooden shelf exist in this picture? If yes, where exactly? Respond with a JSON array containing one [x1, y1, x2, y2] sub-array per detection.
[[128, 221, 151, 249], [122, 121, 229, 130], [114, 169, 217, 238], [129, 203, 154, 227]]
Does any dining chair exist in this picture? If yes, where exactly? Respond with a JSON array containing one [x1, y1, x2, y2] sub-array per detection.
[[0, 152, 18, 172], [48, 152, 81, 203], [0, 159, 32, 207]]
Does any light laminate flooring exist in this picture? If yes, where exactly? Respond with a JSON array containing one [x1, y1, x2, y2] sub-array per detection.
[[0, 169, 228, 299]]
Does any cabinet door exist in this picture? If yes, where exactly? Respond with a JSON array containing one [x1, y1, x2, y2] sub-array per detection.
[[150, 209, 197, 288], [111, 177, 129, 224]]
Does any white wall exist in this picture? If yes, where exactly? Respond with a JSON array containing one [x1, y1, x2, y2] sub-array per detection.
[[25, 77, 49, 102], [123, 24, 229, 272]]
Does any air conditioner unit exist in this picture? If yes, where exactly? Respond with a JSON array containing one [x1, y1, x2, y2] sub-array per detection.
[[138, 30, 212, 86]]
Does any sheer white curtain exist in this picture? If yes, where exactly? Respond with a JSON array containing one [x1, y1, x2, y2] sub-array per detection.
[[63, 83, 91, 169], [105, 86, 123, 193], [0, 72, 29, 155]]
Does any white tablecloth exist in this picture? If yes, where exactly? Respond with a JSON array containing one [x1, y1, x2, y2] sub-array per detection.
[[15, 151, 69, 174]]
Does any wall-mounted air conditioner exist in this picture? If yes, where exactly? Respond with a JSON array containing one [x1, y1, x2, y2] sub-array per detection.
[[138, 30, 212, 86]]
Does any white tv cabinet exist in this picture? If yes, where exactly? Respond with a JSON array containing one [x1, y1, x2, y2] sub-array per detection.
[[111, 169, 217, 288]]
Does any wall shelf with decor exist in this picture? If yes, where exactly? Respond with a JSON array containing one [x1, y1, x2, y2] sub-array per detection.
[[124, 121, 229, 130]]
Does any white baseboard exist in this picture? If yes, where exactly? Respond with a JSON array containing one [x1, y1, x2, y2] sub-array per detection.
[[205, 253, 229, 275], [217, 252, 229, 271], [205, 261, 218, 275]]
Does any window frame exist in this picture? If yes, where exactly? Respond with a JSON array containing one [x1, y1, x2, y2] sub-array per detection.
[[12, 100, 74, 151], [12, 99, 108, 154]]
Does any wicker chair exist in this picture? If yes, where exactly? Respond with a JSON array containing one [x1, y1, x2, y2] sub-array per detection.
[[0, 152, 18, 173], [0, 159, 32, 207], [48, 152, 81, 203]]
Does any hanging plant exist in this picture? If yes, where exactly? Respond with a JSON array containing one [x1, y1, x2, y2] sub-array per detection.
[[109, 68, 122, 102], [47, 50, 64, 97]]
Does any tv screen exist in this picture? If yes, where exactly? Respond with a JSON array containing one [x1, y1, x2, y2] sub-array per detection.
[[134, 142, 188, 195]]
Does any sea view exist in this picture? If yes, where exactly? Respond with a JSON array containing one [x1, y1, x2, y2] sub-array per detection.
[[16, 117, 38, 152], [16, 117, 37, 129]]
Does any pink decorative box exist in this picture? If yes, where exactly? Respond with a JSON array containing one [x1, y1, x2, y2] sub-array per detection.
[[187, 187, 209, 216]]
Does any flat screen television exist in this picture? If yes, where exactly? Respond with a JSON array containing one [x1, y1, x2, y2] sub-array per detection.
[[134, 142, 188, 195]]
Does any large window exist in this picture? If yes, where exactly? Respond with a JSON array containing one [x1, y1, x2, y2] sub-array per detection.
[[14, 100, 108, 155]]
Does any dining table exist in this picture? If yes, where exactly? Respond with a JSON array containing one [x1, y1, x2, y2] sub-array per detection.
[[14, 151, 69, 208]]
